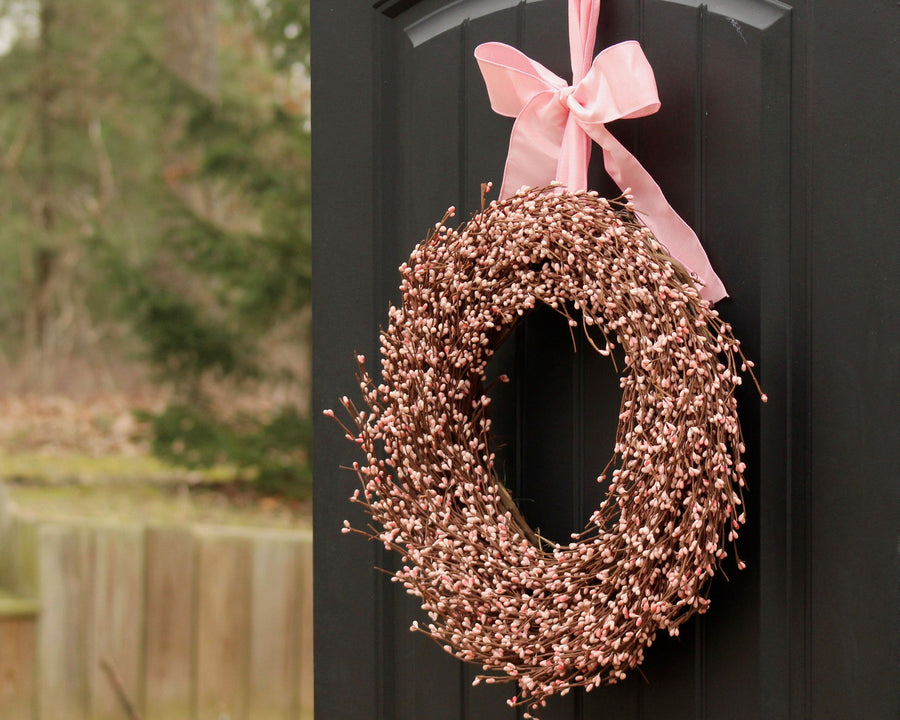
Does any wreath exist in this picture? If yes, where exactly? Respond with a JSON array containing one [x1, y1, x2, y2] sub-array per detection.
[[328, 185, 764, 715]]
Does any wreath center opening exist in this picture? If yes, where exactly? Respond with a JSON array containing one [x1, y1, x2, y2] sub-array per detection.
[[486, 302, 624, 548]]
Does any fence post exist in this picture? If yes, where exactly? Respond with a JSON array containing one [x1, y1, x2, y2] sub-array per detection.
[[89, 524, 146, 720], [195, 527, 253, 720], [144, 525, 197, 720], [38, 523, 95, 720]]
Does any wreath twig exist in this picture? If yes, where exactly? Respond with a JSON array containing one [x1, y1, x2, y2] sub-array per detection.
[[328, 186, 764, 715]]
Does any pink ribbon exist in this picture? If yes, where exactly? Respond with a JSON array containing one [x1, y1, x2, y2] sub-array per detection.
[[475, 0, 727, 302]]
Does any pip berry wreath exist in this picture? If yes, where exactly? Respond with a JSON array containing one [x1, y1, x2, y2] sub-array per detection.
[[328, 185, 764, 715]]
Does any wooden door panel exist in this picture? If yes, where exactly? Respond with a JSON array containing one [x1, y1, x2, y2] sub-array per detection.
[[314, 1, 792, 717]]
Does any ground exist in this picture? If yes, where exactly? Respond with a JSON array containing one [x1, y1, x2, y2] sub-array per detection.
[[0, 394, 311, 529]]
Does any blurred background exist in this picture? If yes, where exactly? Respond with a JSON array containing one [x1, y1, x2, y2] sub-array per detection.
[[0, 1, 314, 718], [0, 0, 312, 506]]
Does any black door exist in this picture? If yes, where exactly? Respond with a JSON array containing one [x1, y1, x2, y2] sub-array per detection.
[[312, 1, 898, 718]]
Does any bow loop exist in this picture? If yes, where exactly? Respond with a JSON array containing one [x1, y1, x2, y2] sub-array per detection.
[[475, 43, 567, 118], [569, 41, 660, 125]]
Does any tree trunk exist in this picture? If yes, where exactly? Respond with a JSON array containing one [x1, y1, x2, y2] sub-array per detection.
[[22, 0, 59, 356]]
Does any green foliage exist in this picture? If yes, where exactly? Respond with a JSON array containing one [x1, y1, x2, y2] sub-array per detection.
[[97, 5, 312, 381], [144, 403, 312, 498], [125, 278, 248, 378]]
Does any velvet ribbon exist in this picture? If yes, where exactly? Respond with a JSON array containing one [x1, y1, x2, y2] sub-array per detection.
[[475, 0, 726, 302]]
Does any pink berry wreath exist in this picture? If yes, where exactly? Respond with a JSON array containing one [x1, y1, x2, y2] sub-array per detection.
[[328, 185, 763, 716]]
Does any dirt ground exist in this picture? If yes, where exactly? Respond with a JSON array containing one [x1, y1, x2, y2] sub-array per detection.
[[0, 393, 159, 458]]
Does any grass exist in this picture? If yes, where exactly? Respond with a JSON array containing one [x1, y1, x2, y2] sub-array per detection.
[[1, 453, 311, 530], [0, 451, 223, 484]]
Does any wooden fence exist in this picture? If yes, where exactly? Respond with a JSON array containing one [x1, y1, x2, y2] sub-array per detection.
[[0, 493, 313, 720]]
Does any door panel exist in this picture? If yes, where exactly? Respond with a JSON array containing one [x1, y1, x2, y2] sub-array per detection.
[[315, 1, 796, 718]]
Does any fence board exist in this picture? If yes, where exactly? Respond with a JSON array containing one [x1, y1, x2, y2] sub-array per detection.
[[0, 616, 36, 720], [89, 525, 146, 720], [0, 483, 9, 554], [195, 528, 252, 720], [3, 506, 314, 720], [0, 495, 12, 589], [144, 526, 197, 720], [248, 533, 301, 720], [38, 523, 94, 720], [0, 515, 39, 598], [296, 536, 314, 720]]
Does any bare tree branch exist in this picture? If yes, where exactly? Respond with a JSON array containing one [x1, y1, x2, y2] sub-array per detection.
[[99, 658, 142, 720]]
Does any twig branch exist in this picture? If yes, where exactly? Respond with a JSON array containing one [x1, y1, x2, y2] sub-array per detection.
[[99, 658, 142, 720]]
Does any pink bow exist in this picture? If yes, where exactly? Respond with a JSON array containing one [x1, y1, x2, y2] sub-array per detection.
[[475, 0, 727, 302]]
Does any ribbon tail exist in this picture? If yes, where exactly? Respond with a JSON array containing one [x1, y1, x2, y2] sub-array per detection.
[[583, 123, 728, 302]]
